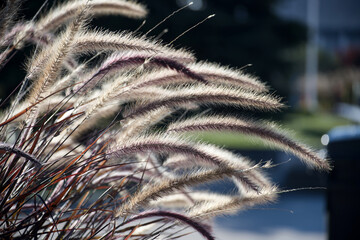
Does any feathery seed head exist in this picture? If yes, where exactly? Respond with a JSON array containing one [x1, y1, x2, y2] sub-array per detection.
[[0, 1, 330, 238]]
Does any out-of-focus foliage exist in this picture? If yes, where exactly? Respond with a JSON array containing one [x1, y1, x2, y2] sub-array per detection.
[[0, 0, 306, 100]]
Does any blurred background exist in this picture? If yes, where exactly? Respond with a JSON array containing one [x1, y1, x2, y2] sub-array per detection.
[[1, 0, 359, 239]]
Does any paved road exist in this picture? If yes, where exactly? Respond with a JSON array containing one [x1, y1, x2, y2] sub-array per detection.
[[181, 193, 326, 240]]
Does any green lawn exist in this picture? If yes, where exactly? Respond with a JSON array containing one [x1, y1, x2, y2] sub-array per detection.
[[189, 111, 353, 150]]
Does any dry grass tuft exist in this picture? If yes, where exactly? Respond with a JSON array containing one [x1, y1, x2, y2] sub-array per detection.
[[0, 1, 329, 239]]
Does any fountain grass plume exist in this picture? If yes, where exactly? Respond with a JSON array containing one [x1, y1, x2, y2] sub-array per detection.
[[0, 1, 329, 239]]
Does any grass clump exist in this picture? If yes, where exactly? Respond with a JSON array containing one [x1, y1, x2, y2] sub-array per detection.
[[0, 1, 330, 239]]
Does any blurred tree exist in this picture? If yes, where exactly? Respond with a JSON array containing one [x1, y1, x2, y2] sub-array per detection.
[[134, 0, 307, 99], [0, 0, 306, 101]]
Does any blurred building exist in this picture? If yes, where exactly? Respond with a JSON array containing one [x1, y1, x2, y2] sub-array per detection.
[[276, 0, 360, 111], [276, 0, 360, 53]]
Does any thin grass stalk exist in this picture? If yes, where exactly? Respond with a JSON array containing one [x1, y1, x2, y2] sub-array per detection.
[[167, 116, 330, 170], [125, 86, 283, 119], [121, 210, 215, 240], [36, 0, 148, 32]]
